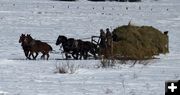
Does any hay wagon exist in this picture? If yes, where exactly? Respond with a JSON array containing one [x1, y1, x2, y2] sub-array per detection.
[[91, 24, 169, 60], [111, 24, 169, 60]]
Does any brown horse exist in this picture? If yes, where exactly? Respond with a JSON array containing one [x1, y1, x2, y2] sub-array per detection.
[[19, 34, 33, 59], [24, 34, 53, 60]]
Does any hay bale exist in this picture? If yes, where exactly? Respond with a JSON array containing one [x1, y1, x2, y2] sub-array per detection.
[[112, 25, 169, 59]]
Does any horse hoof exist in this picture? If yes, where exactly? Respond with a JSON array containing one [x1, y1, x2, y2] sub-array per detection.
[[27, 57, 31, 60]]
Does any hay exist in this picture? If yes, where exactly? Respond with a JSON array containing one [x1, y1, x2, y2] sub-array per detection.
[[112, 24, 169, 59]]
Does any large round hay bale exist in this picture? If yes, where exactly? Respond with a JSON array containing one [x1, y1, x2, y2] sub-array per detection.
[[112, 25, 169, 59]]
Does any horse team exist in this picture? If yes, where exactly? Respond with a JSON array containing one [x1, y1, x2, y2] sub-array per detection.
[[19, 34, 53, 60], [19, 34, 99, 60], [19, 28, 113, 60]]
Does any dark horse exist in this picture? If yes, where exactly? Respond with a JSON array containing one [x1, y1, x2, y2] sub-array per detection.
[[78, 40, 98, 60], [19, 34, 32, 59], [56, 35, 98, 60], [23, 34, 53, 60], [56, 35, 79, 60]]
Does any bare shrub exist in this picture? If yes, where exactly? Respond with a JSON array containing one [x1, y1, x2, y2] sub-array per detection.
[[54, 61, 78, 74], [116, 59, 153, 67], [99, 57, 152, 68], [100, 59, 115, 68], [54, 63, 68, 74], [105, 88, 113, 94]]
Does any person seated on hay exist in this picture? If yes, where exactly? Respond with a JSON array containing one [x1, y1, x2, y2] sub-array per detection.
[[98, 29, 107, 55], [106, 28, 114, 57], [106, 28, 113, 48]]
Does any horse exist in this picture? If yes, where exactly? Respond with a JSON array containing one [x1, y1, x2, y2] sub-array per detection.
[[19, 34, 33, 59], [56, 35, 80, 60], [24, 34, 53, 60], [56, 35, 98, 60], [79, 41, 98, 60]]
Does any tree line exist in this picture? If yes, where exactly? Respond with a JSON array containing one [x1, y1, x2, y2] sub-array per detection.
[[52, 0, 141, 2]]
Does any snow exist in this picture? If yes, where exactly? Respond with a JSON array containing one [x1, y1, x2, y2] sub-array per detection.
[[0, 0, 180, 95]]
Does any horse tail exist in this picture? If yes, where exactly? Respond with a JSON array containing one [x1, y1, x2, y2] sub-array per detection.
[[49, 45, 53, 51]]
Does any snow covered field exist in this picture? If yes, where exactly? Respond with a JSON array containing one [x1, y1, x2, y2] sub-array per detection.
[[0, 0, 180, 95]]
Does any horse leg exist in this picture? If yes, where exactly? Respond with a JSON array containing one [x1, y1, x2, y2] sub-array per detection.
[[76, 52, 79, 60], [32, 52, 38, 60], [83, 51, 88, 60], [40, 54, 43, 59], [40, 53, 45, 60], [79, 51, 83, 60], [24, 50, 27, 58], [65, 52, 68, 60], [29, 51, 35, 60], [72, 52, 76, 59], [46, 53, 49, 60], [28, 53, 31, 60], [81, 50, 87, 60], [24, 50, 30, 59], [94, 53, 97, 59], [43, 51, 50, 60], [72, 51, 78, 60], [75, 51, 79, 60], [91, 49, 97, 59], [34, 52, 38, 59]]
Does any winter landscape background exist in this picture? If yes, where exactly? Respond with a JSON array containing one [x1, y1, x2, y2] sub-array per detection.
[[0, 0, 180, 95]]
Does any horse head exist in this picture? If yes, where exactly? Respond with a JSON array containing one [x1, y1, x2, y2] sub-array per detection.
[[56, 35, 67, 45], [23, 34, 33, 45], [26, 34, 33, 40], [19, 34, 26, 43]]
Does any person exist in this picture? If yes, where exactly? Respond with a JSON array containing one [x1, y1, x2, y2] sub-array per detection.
[[106, 28, 114, 58], [98, 29, 106, 48], [164, 31, 168, 35], [106, 28, 112, 48], [97, 29, 107, 56]]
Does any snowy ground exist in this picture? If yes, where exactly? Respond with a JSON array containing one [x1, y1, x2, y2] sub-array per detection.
[[0, 0, 180, 95]]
